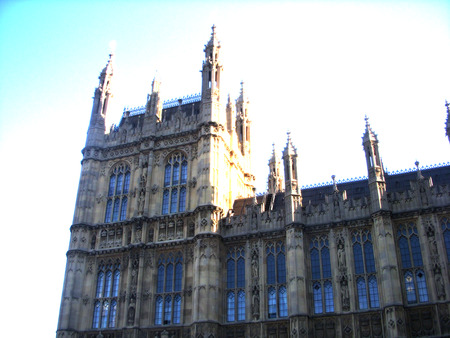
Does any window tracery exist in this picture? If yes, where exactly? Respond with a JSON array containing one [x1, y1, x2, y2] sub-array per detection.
[[155, 252, 183, 325], [310, 235, 334, 314], [352, 229, 379, 309], [441, 217, 450, 262], [162, 153, 188, 215], [397, 222, 428, 304], [266, 241, 287, 319], [105, 164, 130, 222], [226, 246, 245, 322], [92, 261, 120, 329]]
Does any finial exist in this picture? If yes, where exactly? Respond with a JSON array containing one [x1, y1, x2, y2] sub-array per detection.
[[446, 100, 449, 112], [332, 175, 338, 192], [211, 24, 216, 35], [415, 161, 424, 179], [364, 115, 370, 127]]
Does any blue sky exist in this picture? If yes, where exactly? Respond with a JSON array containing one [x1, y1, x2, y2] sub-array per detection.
[[0, 0, 449, 335]]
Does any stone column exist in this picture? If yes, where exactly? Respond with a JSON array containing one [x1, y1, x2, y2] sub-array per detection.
[[372, 213, 407, 337]]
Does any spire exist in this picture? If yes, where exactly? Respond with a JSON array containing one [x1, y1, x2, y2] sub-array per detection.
[[362, 115, 378, 143], [201, 25, 223, 122], [362, 116, 387, 211], [268, 143, 283, 194], [283, 131, 297, 157], [415, 161, 424, 180], [146, 72, 162, 119]]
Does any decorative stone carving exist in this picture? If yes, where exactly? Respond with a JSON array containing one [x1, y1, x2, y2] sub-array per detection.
[[340, 274, 350, 312], [433, 264, 446, 300], [151, 184, 159, 194]]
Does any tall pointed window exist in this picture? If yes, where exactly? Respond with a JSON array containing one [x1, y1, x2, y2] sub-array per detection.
[[226, 246, 245, 322], [397, 222, 428, 304], [92, 261, 121, 328], [105, 164, 130, 222], [266, 241, 287, 319], [155, 252, 183, 325], [162, 153, 188, 215], [352, 229, 379, 309], [310, 235, 334, 314], [441, 217, 450, 262]]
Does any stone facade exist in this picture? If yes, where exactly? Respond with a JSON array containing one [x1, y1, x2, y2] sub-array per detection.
[[57, 27, 450, 337]]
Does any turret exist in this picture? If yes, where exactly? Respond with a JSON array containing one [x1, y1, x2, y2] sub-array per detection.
[[268, 144, 283, 194], [362, 116, 388, 211], [283, 132, 302, 224], [200, 25, 223, 122], [86, 53, 114, 147], [236, 82, 251, 155], [225, 94, 236, 134]]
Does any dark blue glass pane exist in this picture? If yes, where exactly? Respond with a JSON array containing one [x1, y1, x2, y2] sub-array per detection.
[[123, 172, 130, 194], [237, 290, 245, 321], [116, 174, 123, 195], [92, 301, 100, 328], [108, 176, 116, 197], [237, 258, 245, 288], [162, 190, 169, 215], [279, 286, 288, 317], [157, 265, 164, 293], [324, 281, 334, 312], [364, 242, 376, 273], [353, 243, 364, 274], [120, 197, 127, 221], [277, 253, 286, 284], [227, 259, 235, 289], [112, 199, 120, 221], [170, 189, 178, 213], [313, 282, 322, 314], [267, 254, 275, 285], [416, 270, 428, 302], [105, 200, 112, 223], [172, 162, 180, 185], [164, 295, 172, 324], [311, 248, 320, 280], [321, 247, 331, 279], [105, 270, 112, 297], [357, 277, 368, 310], [112, 270, 120, 297], [96, 271, 104, 298], [164, 165, 171, 187], [155, 296, 163, 325], [101, 301, 109, 328], [399, 237, 411, 268], [179, 187, 186, 212], [109, 300, 117, 328], [404, 271, 416, 304], [368, 276, 380, 308], [173, 294, 181, 324], [227, 292, 235, 322], [174, 262, 182, 291], [165, 263, 173, 292], [410, 235, 423, 267], [268, 287, 277, 318], [181, 161, 188, 184]]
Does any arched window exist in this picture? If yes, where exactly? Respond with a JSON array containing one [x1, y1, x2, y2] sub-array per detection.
[[105, 164, 130, 222], [162, 153, 188, 215], [397, 222, 428, 304], [266, 241, 287, 318], [226, 246, 245, 322], [352, 230, 379, 310], [92, 262, 121, 328], [155, 252, 183, 325], [310, 236, 334, 314]]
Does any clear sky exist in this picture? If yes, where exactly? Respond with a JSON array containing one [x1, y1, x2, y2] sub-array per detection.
[[0, 0, 449, 336]]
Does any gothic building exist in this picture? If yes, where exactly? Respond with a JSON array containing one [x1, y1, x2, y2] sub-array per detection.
[[57, 27, 450, 337]]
